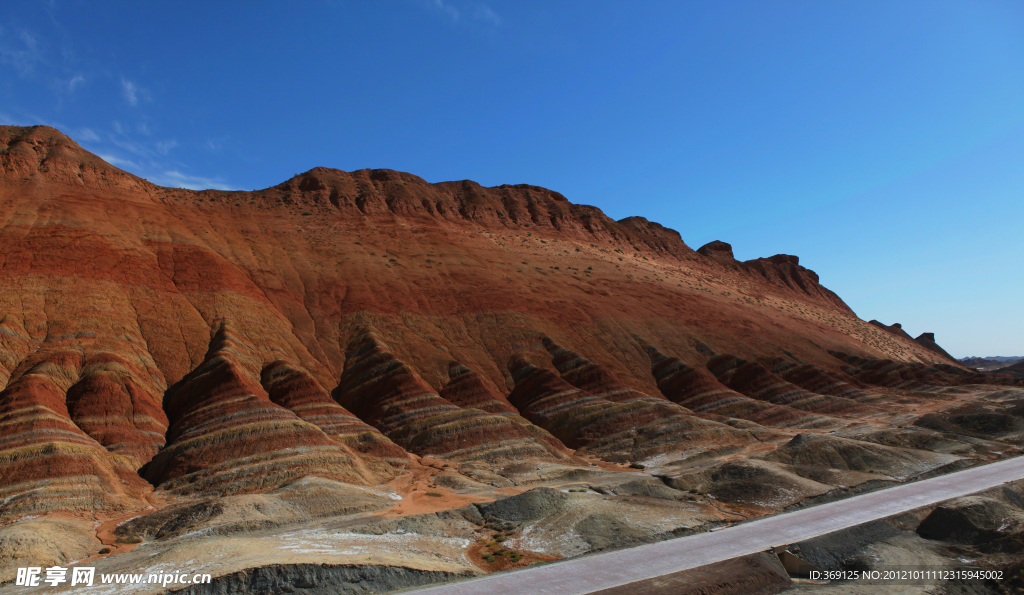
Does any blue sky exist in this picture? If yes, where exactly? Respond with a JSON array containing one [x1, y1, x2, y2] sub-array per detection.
[[1, 0, 1021, 358]]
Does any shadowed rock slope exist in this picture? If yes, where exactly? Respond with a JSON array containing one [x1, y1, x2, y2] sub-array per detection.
[[643, 343, 842, 430], [506, 355, 760, 462], [260, 360, 410, 469], [708, 354, 870, 417], [0, 351, 152, 521], [144, 322, 378, 495], [334, 328, 573, 463], [543, 337, 668, 405]]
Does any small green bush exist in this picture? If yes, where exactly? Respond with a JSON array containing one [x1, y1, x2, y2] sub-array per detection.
[[425, 492, 443, 497], [629, 463, 645, 469], [115, 537, 142, 544]]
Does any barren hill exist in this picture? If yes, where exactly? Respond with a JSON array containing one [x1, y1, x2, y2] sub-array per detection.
[[2, 125, 1021, 590]]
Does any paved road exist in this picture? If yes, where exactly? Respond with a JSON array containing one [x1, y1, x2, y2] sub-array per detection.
[[405, 456, 1024, 594]]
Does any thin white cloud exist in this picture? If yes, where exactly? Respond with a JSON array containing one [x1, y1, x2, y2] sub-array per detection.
[[150, 170, 235, 191], [77, 127, 100, 142], [425, 1, 501, 29], [97, 154, 142, 170], [474, 4, 501, 26], [204, 137, 227, 153], [0, 26, 44, 76], [430, 0, 460, 22], [155, 139, 178, 154], [121, 78, 139, 106], [67, 73, 84, 91]]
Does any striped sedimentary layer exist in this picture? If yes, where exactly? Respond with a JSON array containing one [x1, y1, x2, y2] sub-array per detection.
[[644, 345, 842, 431], [707, 355, 869, 417], [439, 362, 519, 415], [543, 337, 668, 405], [0, 351, 150, 521], [768, 359, 889, 405], [261, 360, 410, 471], [439, 361, 575, 458], [334, 328, 572, 463], [506, 355, 757, 462], [65, 352, 169, 468], [144, 322, 376, 495], [828, 351, 957, 391]]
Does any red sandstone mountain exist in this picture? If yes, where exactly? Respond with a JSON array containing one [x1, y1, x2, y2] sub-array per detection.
[[0, 124, 996, 522]]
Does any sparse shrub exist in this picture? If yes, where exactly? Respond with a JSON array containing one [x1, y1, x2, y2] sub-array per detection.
[[483, 554, 495, 563], [629, 463, 645, 469], [494, 534, 506, 542], [425, 491, 443, 497], [116, 537, 142, 544], [302, 211, 312, 216]]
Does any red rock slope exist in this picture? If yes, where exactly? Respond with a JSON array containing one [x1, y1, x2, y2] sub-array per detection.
[[0, 124, 982, 519]]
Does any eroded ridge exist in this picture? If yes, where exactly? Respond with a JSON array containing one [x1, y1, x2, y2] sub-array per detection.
[[767, 358, 890, 405], [0, 351, 150, 521], [65, 352, 169, 469], [643, 343, 842, 431], [439, 362, 519, 415], [543, 337, 668, 405], [506, 355, 757, 463], [334, 327, 573, 463], [827, 351, 1011, 391], [260, 359, 410, 471], [708, 354, 870, 417], [144, 321, 376, 495], [439, 361, 575, 458]]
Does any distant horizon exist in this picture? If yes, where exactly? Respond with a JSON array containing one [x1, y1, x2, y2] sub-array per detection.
[[2, 1, 1021, 357]]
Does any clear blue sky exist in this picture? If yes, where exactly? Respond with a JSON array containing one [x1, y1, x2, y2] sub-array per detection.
[[1, 1, 1021, 358]]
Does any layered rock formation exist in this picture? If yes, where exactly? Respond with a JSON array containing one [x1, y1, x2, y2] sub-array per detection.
[[506, 356, 757, 461], [868, 321, 956, 364], [334, 328, 572, 463], [707, 355, 869, 417], [768, 359, 888, 405], [0, 351, 151, 521], [260, 360, 410, 467], [696, 241, 852, 313], [543, 337, 667, 405], [144, 322, 377, 495], [0, 124, 1003, 526], [644, 344, 841, 430]]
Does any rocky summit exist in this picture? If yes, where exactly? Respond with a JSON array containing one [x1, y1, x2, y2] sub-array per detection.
[[2, 125, 1023, 592]]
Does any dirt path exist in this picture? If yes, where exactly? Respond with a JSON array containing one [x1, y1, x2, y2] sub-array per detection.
[[376, 456, 496, 518]]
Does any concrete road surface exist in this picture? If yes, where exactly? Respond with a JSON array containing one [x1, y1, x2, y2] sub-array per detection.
[[404, 456, 1024, 594]]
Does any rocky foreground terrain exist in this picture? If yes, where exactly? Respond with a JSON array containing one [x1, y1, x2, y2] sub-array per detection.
[[2, 125, 1023, 593]]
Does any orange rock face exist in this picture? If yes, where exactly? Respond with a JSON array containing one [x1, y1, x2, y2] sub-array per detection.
[[261, 360, 410, 466], [0, 352, 151, 521], [0, 125, 993, 520], [708, 355, 869, 417], [335, 328, 573, 463], [144, 322, 377, 495], [644, 344, 840, 430], [507, 356, 755, 462]]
